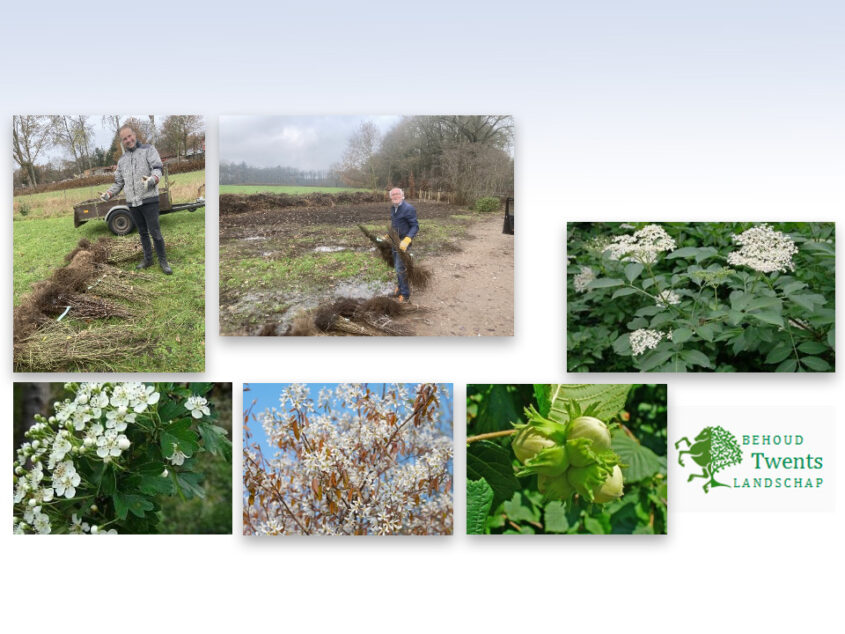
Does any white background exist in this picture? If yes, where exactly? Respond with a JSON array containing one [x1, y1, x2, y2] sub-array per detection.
[[2, 2, 842, 632]]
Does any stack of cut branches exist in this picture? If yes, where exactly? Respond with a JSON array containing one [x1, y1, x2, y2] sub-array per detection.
[[358, 225, 432, 291], [265, 296, 413, 337], [13, 237, 152, 371]]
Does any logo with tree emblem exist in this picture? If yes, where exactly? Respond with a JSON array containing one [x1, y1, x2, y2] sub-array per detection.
[[675, 425, 742, 493]]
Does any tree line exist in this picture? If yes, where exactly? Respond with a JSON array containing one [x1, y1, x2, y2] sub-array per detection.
[[337, 115, 514, 204], [12, 115, 204, 188], [220, 163, 344, 187]]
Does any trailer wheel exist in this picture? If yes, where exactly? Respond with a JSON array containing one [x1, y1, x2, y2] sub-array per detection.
[[107, 210, 134, 236]]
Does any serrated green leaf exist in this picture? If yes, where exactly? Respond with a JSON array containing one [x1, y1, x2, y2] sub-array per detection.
[[544, 501, 569, 533], [173, 471, 205, 500], [466, 441, 519, 509], [775, 358, 798, 372], [666, 246, 699, 259], [611, 287, 638, 299], [474, 385, 523, 434], [696, 324, 714, 342], [672, 328, 693, 344], [503, 492, 539, 524], [546, 384, 632, 424], [466, 479, 494, 535], [612, 431, 664, 482], [749, 311, 784, 327], [533, 385, 551, 418], [789, 294, 826, 311], [588, 278, 625, 289], [189, 382, 215, 396], [138, 474, 175, 496], [680, 349, 712, 368], [625, 263, 644, 282], [637, 349, 675, 371], [157, 398, 185, 423], [765, 343, 793, 365], [797, 341, 829, 355], [198, 423, 232, 459], [746, 296, 782, 312], [801, 356, 831, 372], [113, 492, 155, 520], [780, 280, 807, 295]]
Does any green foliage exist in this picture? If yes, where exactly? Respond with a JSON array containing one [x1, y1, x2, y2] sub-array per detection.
[[13, 382, 231, 535], [473, 196, 501, 212], [567, 222, 835, 372], [467, 384, 667, 534]]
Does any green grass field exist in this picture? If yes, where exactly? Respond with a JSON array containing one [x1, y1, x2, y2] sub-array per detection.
[[14, 205, 205, 372], [218, 185, 371, 195], [14, 170, 205, 219]]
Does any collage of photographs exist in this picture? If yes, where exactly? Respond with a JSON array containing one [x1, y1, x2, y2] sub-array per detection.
[[9, 113, 836, 538]]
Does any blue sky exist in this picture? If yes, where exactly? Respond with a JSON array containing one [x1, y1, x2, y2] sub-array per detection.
[[243, 383, 453, 459]]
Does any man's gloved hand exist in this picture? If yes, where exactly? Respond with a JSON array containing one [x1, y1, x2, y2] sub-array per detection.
[[142, 175, 158, 189], [399, 236, 412, 252], [99, 191, 111, 202]]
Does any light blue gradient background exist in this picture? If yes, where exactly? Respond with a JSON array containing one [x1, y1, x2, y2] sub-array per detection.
[[2, 2, 843, 633]]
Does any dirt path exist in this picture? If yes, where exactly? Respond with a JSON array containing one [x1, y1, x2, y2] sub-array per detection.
[[402, 213, 513, 336]]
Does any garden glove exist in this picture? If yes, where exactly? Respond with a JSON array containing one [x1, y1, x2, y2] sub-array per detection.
[[399, 236, 412, 252], [99, 191, 111, 201], [143, 175, 158, 189]]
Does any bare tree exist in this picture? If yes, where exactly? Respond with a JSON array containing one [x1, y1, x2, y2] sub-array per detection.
[[339, 121, 381, 189], [52, 115, 95, 174], [102, 115, 124, 155], [12, 115, 55, 186]]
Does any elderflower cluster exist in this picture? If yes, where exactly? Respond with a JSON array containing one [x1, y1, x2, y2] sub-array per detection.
[[655, 289, 681, 308], [573, 266, 596, 292], [629, 329, 672, 356], [245, 383, 453, 536], [605, 224, 677, 264], [12, 382, 165, 535], [727, 224, 798, 273]]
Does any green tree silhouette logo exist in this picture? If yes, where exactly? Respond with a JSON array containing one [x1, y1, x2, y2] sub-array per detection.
[[675, 425, 742, 493]]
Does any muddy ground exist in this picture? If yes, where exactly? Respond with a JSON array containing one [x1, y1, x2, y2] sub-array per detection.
[[219, 199, 513, 336]]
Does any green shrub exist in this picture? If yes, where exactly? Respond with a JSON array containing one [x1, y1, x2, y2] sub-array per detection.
[[474, 196, 500, 212]]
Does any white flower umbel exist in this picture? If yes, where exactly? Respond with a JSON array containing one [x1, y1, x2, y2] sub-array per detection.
[[655, 289, 681, 307], [629, 329, 669, 356], [573, 266, 596, 292], [727, 224, 798, 273], [605, 224, 677, 264], [185, 395, 210, 419]]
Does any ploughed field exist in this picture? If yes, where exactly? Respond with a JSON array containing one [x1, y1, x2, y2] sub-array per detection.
[[219, 195, 475, 335]]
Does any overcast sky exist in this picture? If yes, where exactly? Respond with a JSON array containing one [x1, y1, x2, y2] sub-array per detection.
[[219, 115, 401, 170]]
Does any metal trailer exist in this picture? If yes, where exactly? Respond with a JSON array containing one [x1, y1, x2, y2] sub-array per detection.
[[73, 167, 205, 236], [502, 197, 514, 235]]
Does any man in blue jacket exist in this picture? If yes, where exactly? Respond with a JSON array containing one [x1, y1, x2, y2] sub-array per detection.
[[101, 125, 172, 274], [388, 187, 419, 302]]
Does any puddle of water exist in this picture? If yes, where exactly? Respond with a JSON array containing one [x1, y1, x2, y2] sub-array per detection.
[[313, 246, 346, 253], [332, 280, 393, 299]]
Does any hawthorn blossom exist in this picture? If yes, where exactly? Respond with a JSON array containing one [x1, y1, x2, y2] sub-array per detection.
[[96, 429, 129, 459], [727, 224, 798, 273], [605, 224, 677, 264], [52, 460, 81, 498], [169, 443, 187, 466], [185, 395, 210, 419]]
